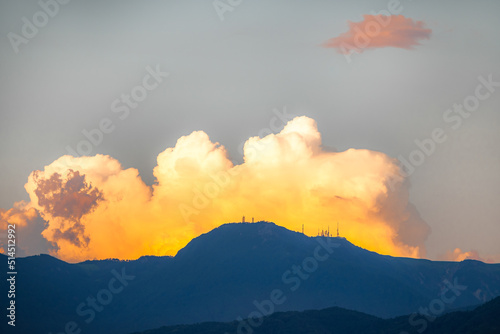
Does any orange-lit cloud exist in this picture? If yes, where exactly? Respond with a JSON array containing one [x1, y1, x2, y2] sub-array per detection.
[[32, 170, 103, 248], [0, 201, 38, 229], [5, 116, 432, 262], [0, 201, 50, 256], [440, 248, 500, 263], [323, 15, 431, 54], [442, 248, 483, 262]]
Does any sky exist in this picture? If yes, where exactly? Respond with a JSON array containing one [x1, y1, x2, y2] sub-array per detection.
[[0, 0, 499, 263]]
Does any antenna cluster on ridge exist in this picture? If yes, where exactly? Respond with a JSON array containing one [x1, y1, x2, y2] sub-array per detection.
[[316, 222, 340, 237], [239, 216, 341, 238], [241, 216, 254, 223]]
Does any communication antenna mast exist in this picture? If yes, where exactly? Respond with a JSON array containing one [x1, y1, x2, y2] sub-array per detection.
[[302, 224, 304, 234], [337, 222, 339, 237]]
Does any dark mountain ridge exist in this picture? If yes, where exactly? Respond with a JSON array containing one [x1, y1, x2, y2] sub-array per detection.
[[131, 295, 500, 334], [1, 221, 499, 334]]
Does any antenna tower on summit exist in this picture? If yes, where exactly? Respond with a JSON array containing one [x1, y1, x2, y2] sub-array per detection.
[[337, 222, 339, 237]]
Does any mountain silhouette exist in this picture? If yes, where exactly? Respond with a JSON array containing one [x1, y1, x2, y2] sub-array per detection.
[[130, 295, 500, 334], [1, 221, 499, 334]]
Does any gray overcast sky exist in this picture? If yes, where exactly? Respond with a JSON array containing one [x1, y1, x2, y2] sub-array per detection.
[[1, 0, 499, 260]]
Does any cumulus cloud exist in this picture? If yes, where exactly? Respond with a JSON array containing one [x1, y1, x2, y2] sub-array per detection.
[[31, 170, 103, 248], [442, 248, 483, 262], [0, 201, 38, 229], [0, 201, 52, 256], [33, 170, 103, 221], [24, 155, 154, 262], [440, 248, 500, 263], [5, 116, 432, 262], [323, 15, 431, 54]]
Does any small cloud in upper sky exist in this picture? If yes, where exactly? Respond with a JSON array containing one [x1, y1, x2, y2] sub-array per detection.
[[323, 14, 432, 55]]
